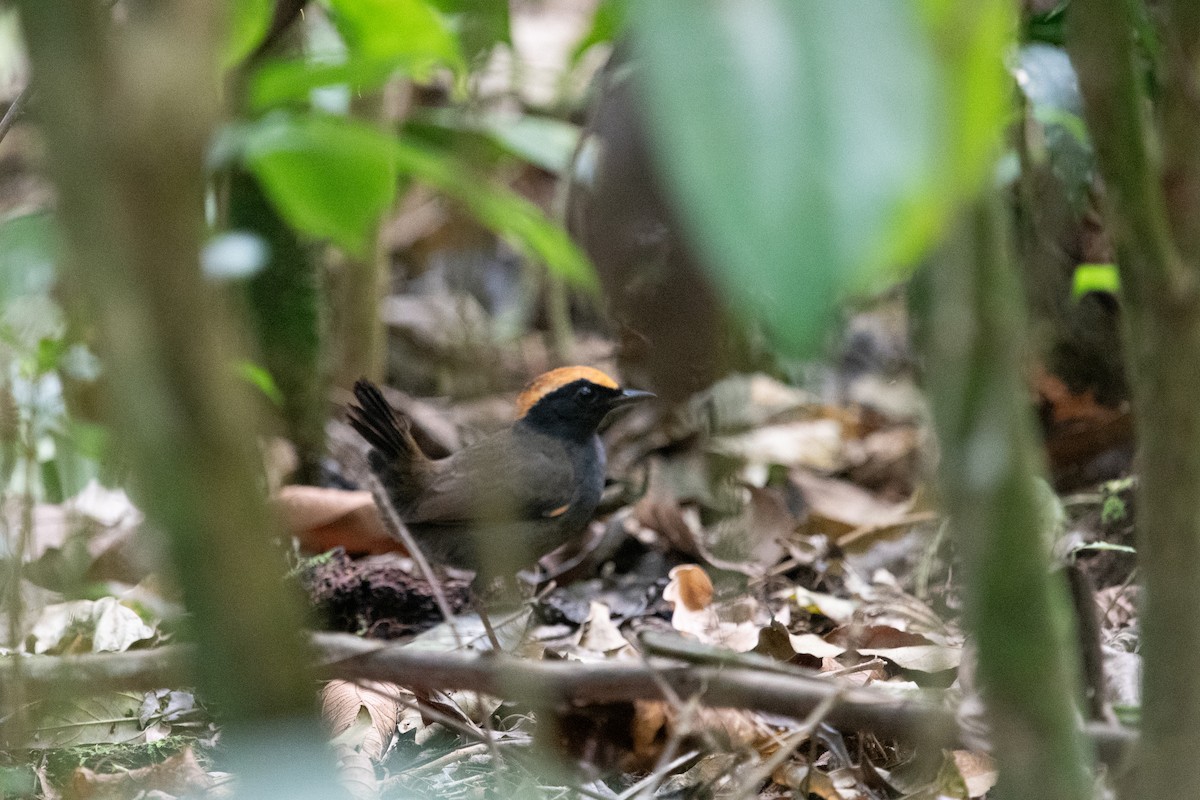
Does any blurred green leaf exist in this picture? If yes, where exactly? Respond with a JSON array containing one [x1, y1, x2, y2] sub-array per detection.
[[0, 211, 58, 304], [429, 0, 511, 62], [572, 0, 626, 64], [237, 359, 285, 406], [393, 136, 596, 288], [1072, 263, 1120, 298], [323, 0, 464, 75], [233, 112, 593, 284], [225, 0, 274, 68], [632, 0, 1012, 354], [239, 113, 399, 255], [249, 56, 397, 111], [415, 109, 581, 174]]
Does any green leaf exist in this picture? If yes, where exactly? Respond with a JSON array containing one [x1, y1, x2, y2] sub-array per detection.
[[232, 112, 592, 282], [572, 0, 627, 64], [225, 0, 274, 68], [393, 137, 596, 288], [1072, 263, 1120, 298], [239, 113, 399, 255], [249, 56, 397, 112], [237, 359, 285, 406], [415, 109, 581, 174], [323, 0, 464, 75]]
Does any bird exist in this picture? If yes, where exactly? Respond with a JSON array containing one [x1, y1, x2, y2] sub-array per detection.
[[347, 367, 654, 580]]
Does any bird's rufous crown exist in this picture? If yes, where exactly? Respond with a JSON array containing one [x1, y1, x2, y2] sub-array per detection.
[[516, 366, 619, 417]]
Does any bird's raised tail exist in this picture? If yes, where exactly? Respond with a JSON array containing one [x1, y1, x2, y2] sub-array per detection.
[[347, 379, 430, 506]]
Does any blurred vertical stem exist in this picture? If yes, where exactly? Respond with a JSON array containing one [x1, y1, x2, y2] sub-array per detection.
[[1070, 2, 1200, 797], [924, 196, 1091, 800], [15, 0, 324, 752], [329, 86, 402, 389]]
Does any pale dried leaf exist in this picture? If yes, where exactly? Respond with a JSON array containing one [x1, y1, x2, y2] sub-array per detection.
[[858, 644, 961, 672], [951, 750, 998, 798], [321, 680, 402, 761], [788, 633, 846, 659], [711, 419, 845, 471], [788, 587, 857, 625], [72, 480, 142, 528], [90, 597, 155, 652], [793, 471, 909, 539], [578, 602, 633, 656], [30, 598, 154, 655], [1103, 646, 1141, 708], [664, 567, 762, 652]]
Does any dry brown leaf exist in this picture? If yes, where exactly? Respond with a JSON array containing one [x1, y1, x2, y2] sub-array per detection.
[[699, 486, 796, 576], [65, 746, 211, 800], [320, 680, 403, 761], [274, 485, 404, 556], [772, 762, 841, 799], [792, 471, 910, 541], [630, 699, 669, 766]]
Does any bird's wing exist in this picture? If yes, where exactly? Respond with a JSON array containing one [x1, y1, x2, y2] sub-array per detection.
[[404, 430, 576, 526]]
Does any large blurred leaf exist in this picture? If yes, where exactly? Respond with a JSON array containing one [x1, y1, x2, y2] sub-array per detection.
[[252, 0, 464, 110], [631, 0, 1012, 354], [234, 113, 594, 284], [323, 0, 463, 75], [239, 114, 399, 255], [225, 0, 273, 68]]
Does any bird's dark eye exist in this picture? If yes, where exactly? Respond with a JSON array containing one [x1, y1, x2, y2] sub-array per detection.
[[576, 385, 597, 403]]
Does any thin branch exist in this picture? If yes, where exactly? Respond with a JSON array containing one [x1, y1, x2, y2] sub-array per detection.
[[0, 84, 31, 147], [0, 632, 1138, 767]]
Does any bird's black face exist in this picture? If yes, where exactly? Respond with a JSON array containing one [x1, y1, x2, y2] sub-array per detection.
[[521, 379, 654, 439]]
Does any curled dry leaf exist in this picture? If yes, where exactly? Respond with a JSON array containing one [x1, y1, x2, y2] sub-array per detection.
[[30, 597, 155, 655], [274, 485, 402, 556], [663, 565, 762, 652], [578, 602, 635, 657], [666, 564, 712, 611], [320, 680, 403, 761], [951, 750, 998, 798]]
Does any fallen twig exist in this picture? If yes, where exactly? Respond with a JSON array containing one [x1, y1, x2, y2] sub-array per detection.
[[1, 631, 1136, 766]]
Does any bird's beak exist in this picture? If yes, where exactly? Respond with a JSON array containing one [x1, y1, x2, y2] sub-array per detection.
[[610, 388, 656, 407]]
